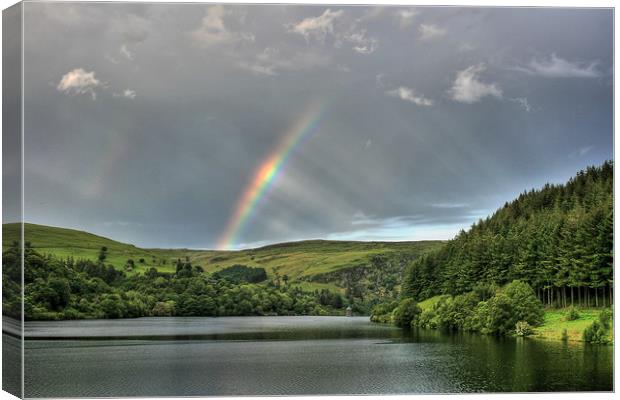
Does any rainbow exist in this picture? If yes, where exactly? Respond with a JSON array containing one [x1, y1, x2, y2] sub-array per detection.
[[216, 103, 327, 250]]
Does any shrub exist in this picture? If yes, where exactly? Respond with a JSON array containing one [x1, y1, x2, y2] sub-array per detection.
[[472, 283, 499, 301], [62, 307, 81, 320], [370, 301, 398, 323], [417, 308, 439, 329], [434, 292, 480, 331], [152, 301, 175, 317], [583, 321, 609, 344], [502, 281, 544, 326], [480, 281, 543, 335], [564, 306, 580, 321], [584, 308, 613, 344], [598, 308, 612, 330], [392, 298, 422, 328], [515, 321, 533, 336], [464, 300, 491, 333], [484, 293, 514, 334]]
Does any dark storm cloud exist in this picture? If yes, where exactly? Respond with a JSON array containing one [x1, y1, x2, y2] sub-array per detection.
[[20, 3, 613, 249]]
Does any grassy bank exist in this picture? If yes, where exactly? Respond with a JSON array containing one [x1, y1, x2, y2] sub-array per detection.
[[415, 295, 613, 343], [532, 308, 614, 343]]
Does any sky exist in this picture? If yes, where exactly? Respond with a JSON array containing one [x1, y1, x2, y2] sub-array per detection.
[[11, 3, 613, 249]]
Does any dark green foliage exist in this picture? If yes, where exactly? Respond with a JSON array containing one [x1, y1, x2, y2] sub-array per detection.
[[565, 306, 580, 321], [2, 241, 22, 318], [403, 161, 613, 308], [213, 265, 268, 284], [411, 280, 543, 336], [515, 321, 533, 336], [310, 251, 429, 314], [481, 281, 544, 334], [98, 246, 108, 263], [315, 289, 344, 309], [436, 292, 481, 331], [503, 281, 544, 324], [370, 300, 399, 323], [598, 308, 612, 330], [6, 246, 344, 320], [583, 321, 609, 344], [392, 298, 421, 328]]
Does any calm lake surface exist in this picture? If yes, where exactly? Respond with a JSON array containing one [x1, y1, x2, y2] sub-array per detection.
[[7, 316, 614, 397]]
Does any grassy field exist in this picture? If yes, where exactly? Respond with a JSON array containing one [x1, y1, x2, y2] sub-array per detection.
[[532, 308, 614, 343], [3, 223, 443, 292], [418, 295, 450, 311]]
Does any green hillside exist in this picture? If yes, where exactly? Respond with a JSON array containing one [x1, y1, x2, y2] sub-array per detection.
[[3, 223, 197, 274], [3, 223, 443, 294], [372, 161, 613, 343], [403, 161, 613, 307]]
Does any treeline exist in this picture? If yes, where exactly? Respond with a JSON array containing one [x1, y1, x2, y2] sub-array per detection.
[[212, 264, 267, 284], [372, 280, 545, 336], [2, 243, 347, 320], [404, 161, 613, 308]]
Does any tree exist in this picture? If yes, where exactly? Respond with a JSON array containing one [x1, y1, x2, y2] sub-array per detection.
[[483, 281, 543, 335], [98, 246, 108, 264], [152, 301, 175, 317], [402, 162, 613, 309], [392, 298, 421, 328]]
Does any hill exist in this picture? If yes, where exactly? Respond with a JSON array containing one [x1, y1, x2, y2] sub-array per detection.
[[371, 161, 613, 342], [2, 223, 443, 296], [403, 161, 613, 308]]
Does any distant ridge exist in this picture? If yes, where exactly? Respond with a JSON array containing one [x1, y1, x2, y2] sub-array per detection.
[[2, 222, 444, 292]]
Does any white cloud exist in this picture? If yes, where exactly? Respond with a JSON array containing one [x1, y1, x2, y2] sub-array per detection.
[[418, 23, 446, 41], [238, 62, 278, 76], [58, 69, 136, 100], [288, 9, 343, 43], [105, 54, 120, 64], [516, 54, 602, 78], [449, 64, 502, 104], [431, 202, 469, 209], [330, 214, 465, 241], [56, 68, 101, 99], [288, 9, 378, 55], [192, 5, 255, 47], [386, 86, 433, 106], [237, 47, 330, 76], [344, 30, 378, 54], [120, 44, 133, 60], [114, 89, 137, 99], [510, 97, 533, 112], [396, 9, 419, 29]]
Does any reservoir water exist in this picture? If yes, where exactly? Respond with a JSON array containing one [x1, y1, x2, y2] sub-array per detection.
[[4, 316, 613, 397]]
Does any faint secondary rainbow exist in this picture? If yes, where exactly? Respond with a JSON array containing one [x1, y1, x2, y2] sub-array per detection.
[[216, 103, 327, 250]]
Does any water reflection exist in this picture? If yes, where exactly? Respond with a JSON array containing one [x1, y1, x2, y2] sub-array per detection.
[[20, 316, 613, 397]]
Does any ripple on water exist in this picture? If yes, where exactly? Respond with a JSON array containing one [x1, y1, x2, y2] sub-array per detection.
[[22, 317, 613, 397]]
